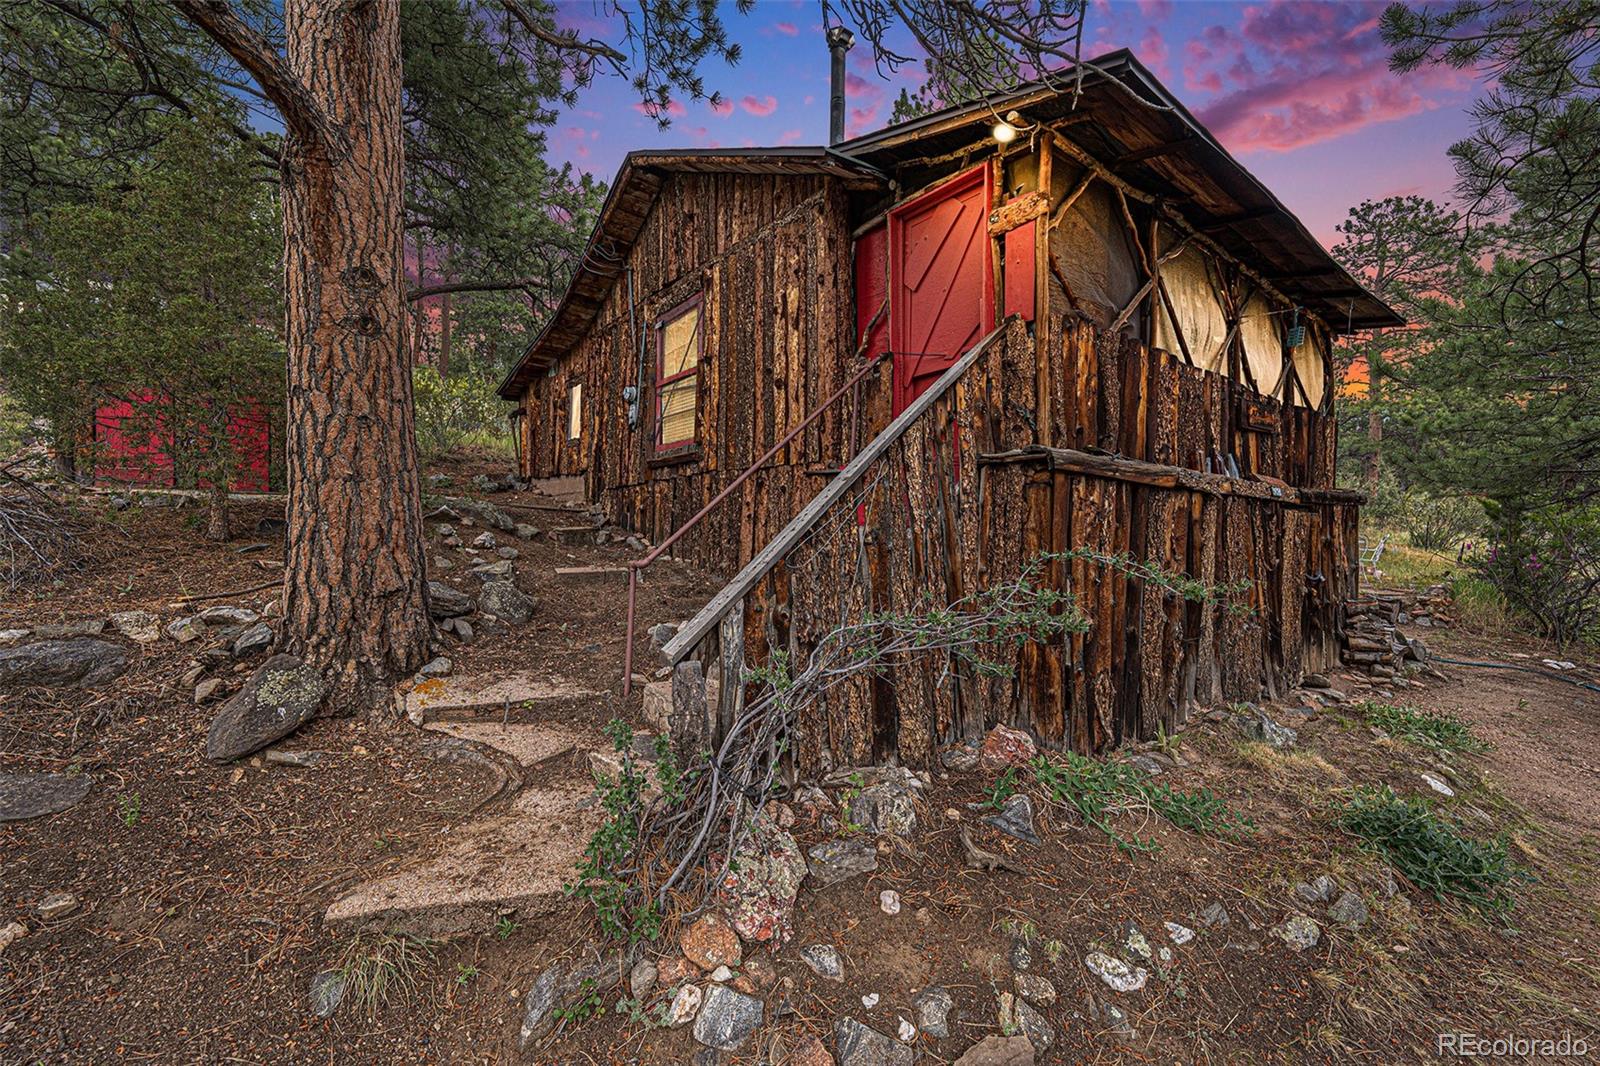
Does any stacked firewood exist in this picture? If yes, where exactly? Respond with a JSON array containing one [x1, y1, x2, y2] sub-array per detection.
[[1341, 593, 1428, 678]]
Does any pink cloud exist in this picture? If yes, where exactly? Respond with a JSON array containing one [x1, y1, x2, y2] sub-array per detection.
[[778, 128, 805, 145], [632, 99, 687, 119], [741, 94, 778, 117], [1138, 26, 1170, 80], [1136, 0, 1172, 18], [774, 20, 798, 36], [710, 98, 735, 117]]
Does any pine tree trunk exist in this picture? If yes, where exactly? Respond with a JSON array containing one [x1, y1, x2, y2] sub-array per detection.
[[277, 0, 429, 709], [1365, 369, 1384, 487], [206, 483, 230, 542]]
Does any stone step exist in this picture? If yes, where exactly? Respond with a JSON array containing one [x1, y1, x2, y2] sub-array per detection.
[[404, 671, 602, 724], [422, 720, 581, 768], [553, 565, 629, 580], [323, 780, 599, 936], [550, 526, 601, 546]]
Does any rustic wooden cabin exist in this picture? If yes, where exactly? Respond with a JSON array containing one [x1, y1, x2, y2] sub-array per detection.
[[497, 49, 1400, 771]]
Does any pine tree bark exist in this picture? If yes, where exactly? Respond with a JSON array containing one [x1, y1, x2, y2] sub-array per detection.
[[179, 0, 431, 709], [206, 483, 230, 542]]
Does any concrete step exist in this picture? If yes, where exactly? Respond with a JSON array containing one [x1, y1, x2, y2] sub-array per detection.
[[404, 670, 602, 724], [323, 780, 599, 935], [422, 720, 581, 768]]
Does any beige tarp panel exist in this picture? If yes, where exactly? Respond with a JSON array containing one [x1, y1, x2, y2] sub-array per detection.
[[1240, 292, 1285, 396], [1290, 328, 1327, 408], [1154, 244, 1228, 372], [1049, 169, 1143, 336]]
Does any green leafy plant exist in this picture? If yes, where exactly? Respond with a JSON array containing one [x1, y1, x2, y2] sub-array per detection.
[[1358, 701, 1487, 753], [494, 915, 519, 940], [454, 963, 480, 987], [1337, 786, 1524, 912], [551, 978, 605, 1025], [412, 365, 509, 458], [1031, 751, 1253, 853], [984, 767, 1020, 810], [118, 792, 141, 828]]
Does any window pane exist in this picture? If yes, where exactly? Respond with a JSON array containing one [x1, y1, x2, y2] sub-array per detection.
[[659, 378, 696, 446], [662, 305, 701, 378], [567, 383, 582, 440]]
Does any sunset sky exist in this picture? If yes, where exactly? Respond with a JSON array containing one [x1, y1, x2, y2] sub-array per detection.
[[544, 0, 1485, 249]]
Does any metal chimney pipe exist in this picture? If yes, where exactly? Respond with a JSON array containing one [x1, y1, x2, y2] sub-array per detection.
[[827, 25, 855, 145]]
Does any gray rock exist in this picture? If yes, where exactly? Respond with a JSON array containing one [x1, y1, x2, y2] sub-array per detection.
[[108, 610, 161, 644], [692, 985, 763, 1050], [940, 745, 980, 772], [912, 986, 954, 1038], [0, 629, 30, 646], [983, 793, 1039, 844], [1084, 952, 1147, 992], [647, 622, 679, 651], [200, 605, 260, 627], [496, 546, 520, 560], [450, 498, 516, 532], [1327, 890, 1369, 929], [231, 622, 273, 658], [436, 524, 456, 539], [1197, 902, 1230, 928], [33, 619, 106, 639], [1009, 935, 1034, 972], [1294, 875, 1337, 904], [807, 839, 878, 887], [418, 656, 453, 679], [264, 749, 321, 768], [0, 638, 130, 688], [1010, 996, 1054, 1051], [469, 559, 515, 581], [166, 615, 208, 643], [667, 984, 703, 1027], [1015, 972, 1056, 1007], [478, 580, 535, 624], [36, 891, 79, 919], [799, 943, 843, 981], [514, 523, 539, 540], [205, 655, 326, 762], [0, 772, 92, 822], [1128, 754, 1165, 776], [195, 678, 224, 704], [427, 474, 452, 488], [309, 970, 346, 1018], [472, 531, 498, 549], [0, 921, 26, 953], [452, 619, 475, 642], [1236, 707, 1298, 749], [849, 782, 918, 836], [954, 1036, 1035, 1066], [427, 582, 473, 619], [519, 950, 625, 1047], [1274, 915, 1321, 951], [629, 958, 657, 1001], [835, 1016, 914, 1066]]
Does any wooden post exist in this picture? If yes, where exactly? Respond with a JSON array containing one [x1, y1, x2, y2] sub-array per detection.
[[670, 659, 708, 759]]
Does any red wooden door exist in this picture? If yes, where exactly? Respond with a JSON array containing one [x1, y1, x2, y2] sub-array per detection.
[[889, 165, 994, 415]]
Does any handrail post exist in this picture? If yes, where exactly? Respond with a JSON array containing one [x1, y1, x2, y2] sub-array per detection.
[[623, 566, 638, 697], [617, 354, 887, 695]]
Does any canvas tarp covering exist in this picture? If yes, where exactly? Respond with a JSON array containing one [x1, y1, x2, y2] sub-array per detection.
[[1154, 243, 1228, 373], [1240, 292, 1284, 396], [1050, 170, 1143, 336], [1291, 329, 1327, 409]]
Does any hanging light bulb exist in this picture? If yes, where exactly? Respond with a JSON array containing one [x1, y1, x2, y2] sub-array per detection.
[[992, 121, 1019, 144]]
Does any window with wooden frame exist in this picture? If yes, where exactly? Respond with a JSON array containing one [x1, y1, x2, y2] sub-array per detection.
[[565, 380, 583, 444], [654, 295, 703, 454]]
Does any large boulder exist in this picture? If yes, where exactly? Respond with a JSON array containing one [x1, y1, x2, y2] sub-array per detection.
[[205, 655, 325, 762], [478, 580, 535, 624], [717, 819, 808, 945], [835, 1017, 913, 1066], [693, 985, 764, 1051], [108, 610, 161, 644], [0, 638, 130, 688], [449, 498, 516, 532]]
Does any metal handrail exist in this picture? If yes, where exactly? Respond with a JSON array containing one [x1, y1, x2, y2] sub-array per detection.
[[621, 353, 890, 695]]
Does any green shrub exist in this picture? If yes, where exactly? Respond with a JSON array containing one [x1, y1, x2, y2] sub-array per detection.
[[412, 365, 510, 457], [1031, 751, 1253, 854], [1473, 499, 1600, 644], [1337, 786, 1523, 912], [1357, 701, 1486, 753]]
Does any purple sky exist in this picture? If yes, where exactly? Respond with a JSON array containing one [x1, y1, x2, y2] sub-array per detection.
[[547, 0, 1484, 248]]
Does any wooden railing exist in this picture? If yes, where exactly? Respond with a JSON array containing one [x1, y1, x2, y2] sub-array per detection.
[[659, 321, 1015, 757]]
